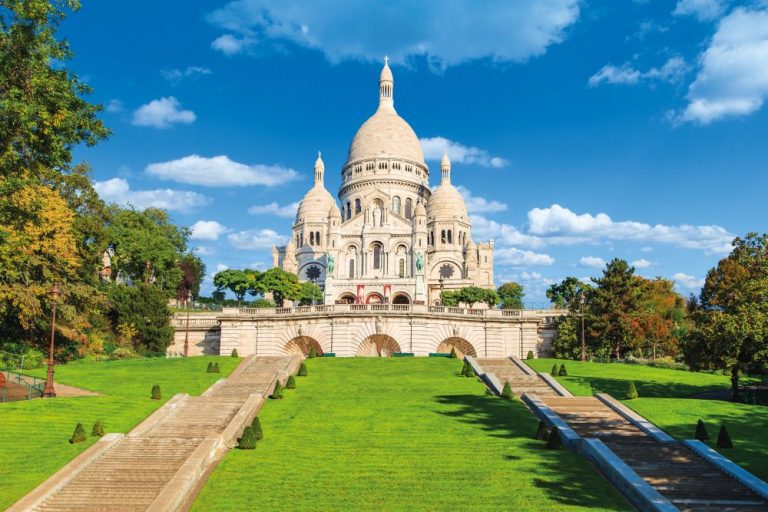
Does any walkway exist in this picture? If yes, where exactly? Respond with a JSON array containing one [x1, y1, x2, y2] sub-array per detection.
[[10, 355, 300, 512], [476, 357, 560, 397]]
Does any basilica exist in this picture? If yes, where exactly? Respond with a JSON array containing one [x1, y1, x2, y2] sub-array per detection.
[[272, 60, 494, 305]]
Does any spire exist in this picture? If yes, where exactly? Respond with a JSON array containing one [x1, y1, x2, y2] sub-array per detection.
[[314, 151, 325, 186], [440, 151, 451, 184], [379, 56, 394, 110]]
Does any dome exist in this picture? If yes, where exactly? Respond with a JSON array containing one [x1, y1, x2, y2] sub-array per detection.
[[296, 185, 335, 223], [427, 182, 468, 221], [346, 108, 425, 165], [328, 203, 341, 218]]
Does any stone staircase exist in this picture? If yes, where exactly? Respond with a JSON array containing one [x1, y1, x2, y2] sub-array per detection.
[[476, 357, 560, 397], [10, 355, 300, 512]]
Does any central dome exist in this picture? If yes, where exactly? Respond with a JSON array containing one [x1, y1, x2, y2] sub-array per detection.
[[346, 108, 425, 165]]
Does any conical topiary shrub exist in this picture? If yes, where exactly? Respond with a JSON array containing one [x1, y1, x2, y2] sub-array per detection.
[[527, 350, 534, 360], [545, 426, 561, 449], [151, 384, 161, 400], [69, 423, 87, 444], [460, 360, 468, 375], [206, 362, 214, 373], [286, 375, 296, 389], [536, 421, 549, 440], [551, 363, 560, 376], [231, 348, 238, 357], [695, 419, 710, 441], [238, 426, 257, 449], [91, 420, 105, 437], [449, 347, 457, 359], [308, 345, 317, 359], [251, 416, 264, 441], [502, 381, 514, 400], [213, 362, 220, 373], [298, 362, 308, 376], [626, 381, 639, 400], [558, 364, 568, 376], [464, 364, 476, 378], [717, 424, 733, 448], [271, 380, 284, 399]]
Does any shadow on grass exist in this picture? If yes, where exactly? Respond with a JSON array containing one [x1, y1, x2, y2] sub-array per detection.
[[562, 375, 729, 399], [433, 393, 629, 511]]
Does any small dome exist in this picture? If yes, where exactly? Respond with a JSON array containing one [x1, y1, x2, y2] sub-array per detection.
[[427, 182, 468, 221], [441, 152, 451, 168], [414, 200, 426, 216], [328, 203, 341, 218], [380, 61, 393, 82], [296, 185, 335, 223]]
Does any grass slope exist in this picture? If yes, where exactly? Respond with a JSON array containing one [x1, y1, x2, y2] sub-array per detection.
[[526, 358, 768, 481], [193, 358, 629, 511], [0, 356, 240, 510]]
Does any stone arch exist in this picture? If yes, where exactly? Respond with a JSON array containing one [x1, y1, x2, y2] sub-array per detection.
[[365, 292, 384, 304], [357, 334, 402, 357], [284, 336, 324, 357], [392, 293, 410, 305], [337, 293, 356, 304], [436, 337, 477, 358]]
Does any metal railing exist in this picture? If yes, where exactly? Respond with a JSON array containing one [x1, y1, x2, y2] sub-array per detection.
[[1, 370, 45, 403]]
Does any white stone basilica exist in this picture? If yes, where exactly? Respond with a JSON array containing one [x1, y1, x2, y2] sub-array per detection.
[[272, 60, 494, 305]]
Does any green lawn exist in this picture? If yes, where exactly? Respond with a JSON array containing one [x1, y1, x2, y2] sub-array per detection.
[[525, 358, 768, 481], [0, 356, 240, 510], [193, 358, 629, 511]]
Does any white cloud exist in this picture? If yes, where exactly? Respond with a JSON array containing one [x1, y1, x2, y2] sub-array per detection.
[[580, 256, 606, 268], [161, 66, 212, 84], [640, 246, 654, 253], [207, 0, 581, 68], [631, 258, 653, 268], [457, 187, 507, 214], [527, 204, 733, 254], [248, 261, 269, 270], [420, 137, 508, 168], [106, 99, 123, 113], [673, 272, 705, 289], [589, 57, 687, 87], [470, 214, 542, 248], [190, 220, 228, 240], [673, 0, 728, 21], [228, 228, 288, 250], [248, 201, 300, 218], [193, 246, 215, 256], [146, 155, 300, 187], [132, 97, 196, 129], [678, 7, 768, 124], [495, 247, 554, 266], [94, 178, 210, 213]]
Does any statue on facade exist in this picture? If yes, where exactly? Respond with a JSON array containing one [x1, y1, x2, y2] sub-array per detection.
[[415, 252, 424, 272], [326, 253, 335, 274]]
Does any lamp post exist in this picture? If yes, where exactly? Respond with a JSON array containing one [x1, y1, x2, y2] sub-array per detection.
[[43, 283, 61, 398], [439, 277, 444, 305], [579, 291, 587, 363]]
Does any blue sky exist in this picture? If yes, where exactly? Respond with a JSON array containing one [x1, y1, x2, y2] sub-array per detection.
[[62, 0, 768, 305]]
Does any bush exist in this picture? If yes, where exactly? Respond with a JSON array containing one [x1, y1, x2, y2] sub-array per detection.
[[558, 364, 568, 376], [545, 426, 561, 449], [501, 381, 514, 400], [308, 346, 317, 359], [298, 363, 308, 376], [526, 350, 534, 360], [271, 380, 284, 399], [213, 362, 220, 373], [551, 363, 560, 376], [238, 426, 257, 449], [151, 384, 161, 400], [207, 362, 214, 373], [460, 361, 468, 375], [91, 420, 105, 437], [626, 381, 639, 400], [717, 424, 733, 448], [695, 419, 710, 441], [69, 423, 87, 444], [251, 416, 264, 441], [286, 375, 296, 389], [111, 347, 139, 360], [449, 347, 457, 359], [231, 348, 238, 357], [464, 364, 476, 378], [535, 421, 549, 440]]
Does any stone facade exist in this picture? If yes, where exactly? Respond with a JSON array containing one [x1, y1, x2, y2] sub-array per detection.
[[272, 61, 494, 305]]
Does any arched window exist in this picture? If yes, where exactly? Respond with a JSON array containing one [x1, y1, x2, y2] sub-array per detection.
[[373, 243, 382, 270], [393, 196, 401, 215], [441, 230, 446, 244], [315, 231, 321, 246], [405, 198, 413, 218], [349, 259, 355, 278], [309, 232, 315, 245], [399, 258, 405, 277], [355, 198, 362, 214], [447, 230, 452, 244], [296, 234, 300, 246], [346, 202, 351, 219], [300, 233, 304, 246]]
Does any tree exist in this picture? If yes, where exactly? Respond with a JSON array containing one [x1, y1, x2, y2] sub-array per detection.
[[254, 267, 301, 307], [682, 234, 768, 401], [213, 269, 255, 304], [497, 282, 524, 309], [637, 278, 686, 360], [440, 290, 459, 306], [546, 277, 591, 309], [297, 281, 323, 306], [455, 286, 498, 308], [107, 283, 173, 353], [177, 253, 205, 304]]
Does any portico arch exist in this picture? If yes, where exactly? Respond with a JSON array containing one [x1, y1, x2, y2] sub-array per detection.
[[337, 293, 356, 304], [392, 293, 410, 305], [365, 292, 384, 304], [284, 336, 324, 357], [436, 337, 477, 358], [356, 334, 401, 357]]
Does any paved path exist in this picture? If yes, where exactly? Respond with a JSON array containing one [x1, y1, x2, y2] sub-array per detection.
[[476, 357, 560, 397], [10, 355, 300, 512]]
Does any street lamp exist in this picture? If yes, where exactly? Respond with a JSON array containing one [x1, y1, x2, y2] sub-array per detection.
[[579, 291, 587, 363], [439, 277, 444, 305], [43, 283, 61, 398]]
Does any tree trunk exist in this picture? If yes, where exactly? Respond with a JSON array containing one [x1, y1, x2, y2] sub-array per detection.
[[730, 365, 740, 402]]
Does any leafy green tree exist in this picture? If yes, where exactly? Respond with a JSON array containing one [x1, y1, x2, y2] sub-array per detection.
[[254, 267, 301, 307], [456, 286, 498, 308], [107, 283, 173, 353], [497, 282, 524, 309], [440, 290, 459, 306], [213, 269, 256, 304], [297, 281, 323, 306], [546, 277, 591, 309]]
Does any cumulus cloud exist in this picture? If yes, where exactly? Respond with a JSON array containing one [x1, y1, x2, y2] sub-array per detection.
[[193, 246, 215, 256], [207, 0, 580, 68], [457, 187, 507, 214], [673, 272, 705, 289], [495, 247, 555, 266], [631, 258, 653, 268], [161, 66, 212, 84], [589, 57, 687, 87], [228, 228, 288, 250], [673, 0, 728, 21], [146, 155, 300, 187], [94, 178, 210, 212], [106, 99, 123, 113], [677, 7, 768, 124], [580, 256, 606, 268], [470, 214, 542, 248], [132, 97, 196, 129], [248, 201, 300, 218], [190, 220, 228, 240], [420, 137, 508, 168]]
